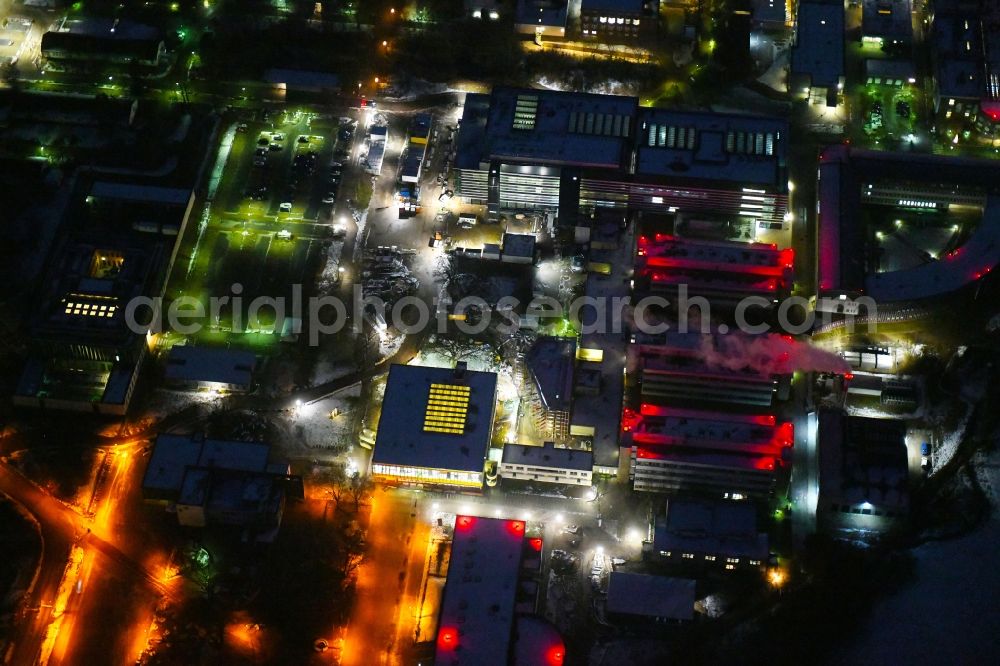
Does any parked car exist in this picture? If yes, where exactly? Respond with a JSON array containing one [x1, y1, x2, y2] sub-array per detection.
[[279, 202, 292, 213]]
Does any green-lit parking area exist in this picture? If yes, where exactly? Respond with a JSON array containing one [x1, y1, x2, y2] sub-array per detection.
[[167, 109, 355, 350]]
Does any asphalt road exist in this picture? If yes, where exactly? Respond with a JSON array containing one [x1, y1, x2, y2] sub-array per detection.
[[0, 443, 178, 666], [0, 463, 76, 666], [340, 490, 421, 666]]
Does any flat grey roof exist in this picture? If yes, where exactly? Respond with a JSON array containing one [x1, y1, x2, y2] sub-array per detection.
[[606, 573, 695, 620], [635, 108, 787, 187], [571, 224, 632, 469], [818, 410, 909, 508], [90, 181, 192, 206], [143, 435, 271, 494], [502, 232, 536, 257], [435, 517, 527, 665], [165, 346, 256, 386], [791, 1, 845, 88], [373, 364, 497, 474], [525, 336, 575, 412], [466, 86, 638, 169], [654, 498, 769, 560], [502, 442, 593, 471], [932, 13, 981, 98], [864, 58, 916, 80], [862, 0, 913, 41]]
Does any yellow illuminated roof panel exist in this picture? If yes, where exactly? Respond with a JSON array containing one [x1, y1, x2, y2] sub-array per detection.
[[423, 383, 471, 434]]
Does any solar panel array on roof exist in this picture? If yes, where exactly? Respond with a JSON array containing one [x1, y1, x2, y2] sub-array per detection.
[[424, 383, 472, 434]]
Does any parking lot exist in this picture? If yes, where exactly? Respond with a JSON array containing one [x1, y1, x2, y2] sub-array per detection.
[[168, 108, 363, 342], [0, 15, 32, 66]]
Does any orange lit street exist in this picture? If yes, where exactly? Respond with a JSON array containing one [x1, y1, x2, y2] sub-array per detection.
[[341, 488, 432, 666], [0, 440, 178, 665]]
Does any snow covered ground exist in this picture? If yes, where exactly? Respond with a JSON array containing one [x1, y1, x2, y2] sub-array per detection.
[[828, 446, 1000, 665]]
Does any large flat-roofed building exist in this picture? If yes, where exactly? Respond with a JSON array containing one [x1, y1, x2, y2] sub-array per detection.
[[371, 363, 498, 490], [455, 87, 637, 216], [862, 0, 913, 47], [631, 335, 785, 408], [635, 233, 794, 305], [579, 0, 657, 43], [42, 18, 166, 68], [15, 240, 164, 414], [454, 87, 789, 226], [930, 1, 1000, 125], [631, 108, 789, 224], [624, 404, 792, 497], [790, 0, 845, 106], [606, 573, 695, 622], [816, 145, 1000, 302], [818, 410, 909, 537], [435, 516, 562, 665], [142, 434, 295, 538], [14, 177, 196, 414], [652, 498, 768, 569], [500, 442, 594, 486], [164, 346, 257, 393]]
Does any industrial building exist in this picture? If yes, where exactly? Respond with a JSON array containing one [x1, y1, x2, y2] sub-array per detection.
[[455, 87, 788, 226], [524, 336, 575, 441], [15, 179, 196, 414], [652, 498, 769, 570], [435, 516, 563, 666], [500, 442, 594, 486], [41, 18, 166, 68], [861, 0, 913, 48], [514, 0, 569, 38], [635, 233, 794, 306], [605, 573, 696, 622], [790, 0, 845, 106], [568, 219, 633, 476], [817, 410, 910, 537], [930, 0, 1000, 125], [631, 334, 787, 408], [816, 145, 1000, 303], [579, 0, 658, 43], [624, 403, 793, 497], [371, 363, 498, 490], [142, 435, 296, 539], [164, 346, 257, 393]]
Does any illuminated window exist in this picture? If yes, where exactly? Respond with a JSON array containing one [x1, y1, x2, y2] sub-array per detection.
[[513, 95, 539, 131], [62, 298, 118, 318], [423, 383, 471, 434]]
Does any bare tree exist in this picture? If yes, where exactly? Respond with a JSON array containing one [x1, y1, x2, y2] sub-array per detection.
[[348, 472, 372, 511]]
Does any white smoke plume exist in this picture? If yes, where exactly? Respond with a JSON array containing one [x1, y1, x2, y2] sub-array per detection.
[[696, 332, 850, 375]]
